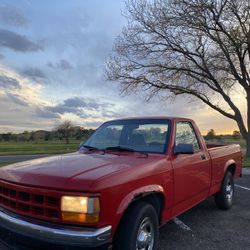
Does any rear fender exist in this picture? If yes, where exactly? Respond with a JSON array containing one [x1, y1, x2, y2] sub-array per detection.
[[224, 159, 236, 175], [209, 159, 236, 196]]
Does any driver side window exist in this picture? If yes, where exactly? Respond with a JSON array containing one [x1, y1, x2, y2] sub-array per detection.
[[175, 122, 200, 151]]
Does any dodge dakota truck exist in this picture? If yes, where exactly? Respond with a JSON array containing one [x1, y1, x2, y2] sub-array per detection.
[[0, 117, 242, 250]]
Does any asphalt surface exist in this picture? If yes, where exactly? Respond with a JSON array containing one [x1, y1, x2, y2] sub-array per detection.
[[0, 171, 249, 250], [158, 170, 250, 250]]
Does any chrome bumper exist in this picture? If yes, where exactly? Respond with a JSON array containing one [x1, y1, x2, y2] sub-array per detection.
[[0, 210, 111, 247]]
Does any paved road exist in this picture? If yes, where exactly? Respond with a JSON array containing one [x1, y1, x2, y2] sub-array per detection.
[[0, 173, 249, 249], [0, 154, 53, 162], [158, 173, 250, 249]]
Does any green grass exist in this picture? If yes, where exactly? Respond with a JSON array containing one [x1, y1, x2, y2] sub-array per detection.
[[243, 157, 250, 168], [206, 138, 246, 148], [0, 140, 82, 156]]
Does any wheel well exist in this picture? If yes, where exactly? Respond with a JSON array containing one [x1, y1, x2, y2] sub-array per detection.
[[113, 192, 164, 245], [227, 164, 236, 176], [123, 192, 164, 224]]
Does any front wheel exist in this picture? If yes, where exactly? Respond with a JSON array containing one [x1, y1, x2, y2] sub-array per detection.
[[214, 171, 234, 210], [114, 202, 159, 250]]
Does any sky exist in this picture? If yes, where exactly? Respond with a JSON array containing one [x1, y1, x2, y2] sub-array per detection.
[[0, 0, 244, 135]]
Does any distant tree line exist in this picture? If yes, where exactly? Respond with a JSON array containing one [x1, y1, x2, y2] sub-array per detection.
[[204, 129, 242, 141], [0, 122, 243, 145], [0, 121, 95, 144]]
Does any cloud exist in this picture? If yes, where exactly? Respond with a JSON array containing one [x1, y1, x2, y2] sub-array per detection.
[[0, 64, 44, 106], [35, 107, 60, 119], [47, 105, 78, 115], [44, 97, 101, 115], [0, 29, 42, 52], [0, 75, 21, 89], [0, 66, 121, 131], [63, 97, 87, 108], [84, 120, 104, 128], [21, 67, 46, 79], [101, 109, 121, 118], [0, 4, 28, 27], [6, 93, 29, 106], [59, 60, 73, 70], [36, 96, 114, 120], [63, 97, 100, 109], [0, 65, 60, 131], [47, 59, 73, 70], [0, 53, 4, 59]]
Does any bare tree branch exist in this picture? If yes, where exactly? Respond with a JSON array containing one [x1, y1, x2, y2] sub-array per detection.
[[106, 0, 250, 155]]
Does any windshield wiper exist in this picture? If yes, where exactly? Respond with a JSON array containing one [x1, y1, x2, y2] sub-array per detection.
[[81, 145, 105, 153], [105, 146, 135, 152], [82, 145, 98, 150], [106, 146, 148, 157]]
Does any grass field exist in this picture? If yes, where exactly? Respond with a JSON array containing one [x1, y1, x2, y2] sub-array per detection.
[[243, 157, 250, 168], [0, 140, 82, 156], [205, 138, 246, 148]]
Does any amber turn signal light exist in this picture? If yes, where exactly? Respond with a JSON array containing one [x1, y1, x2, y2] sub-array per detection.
[[61, 212, 99, 223]]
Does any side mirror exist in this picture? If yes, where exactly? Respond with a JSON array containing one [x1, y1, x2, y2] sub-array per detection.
[[174, 144, 194, 155]]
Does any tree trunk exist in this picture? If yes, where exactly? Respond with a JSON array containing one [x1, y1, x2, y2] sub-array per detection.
[[66, 137, 69, 144], [246, 92, 250, 157], [234, 113, 248, 156], [245, 133, 250, 157]]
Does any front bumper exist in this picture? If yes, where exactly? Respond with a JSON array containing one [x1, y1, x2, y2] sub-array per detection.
[[0, 209, 111, 248]]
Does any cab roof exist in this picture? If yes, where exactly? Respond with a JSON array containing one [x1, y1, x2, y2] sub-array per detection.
[[108, 116, 194, 122]]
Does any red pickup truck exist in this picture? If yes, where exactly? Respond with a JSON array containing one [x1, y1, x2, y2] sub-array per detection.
[[0, 117, 242, 250]]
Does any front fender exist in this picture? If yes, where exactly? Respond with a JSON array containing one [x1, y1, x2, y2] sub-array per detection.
[[117, 184, 165, 215]]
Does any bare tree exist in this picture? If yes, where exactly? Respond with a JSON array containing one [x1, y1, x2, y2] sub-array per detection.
[[56, 120, 74, 144], [106, 0, 250, 156]]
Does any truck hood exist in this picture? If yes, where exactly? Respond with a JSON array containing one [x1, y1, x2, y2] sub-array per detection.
[[0, 152, 155, 191]]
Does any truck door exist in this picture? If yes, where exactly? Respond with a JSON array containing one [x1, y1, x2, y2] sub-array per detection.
[[171, 121, 211, 215]]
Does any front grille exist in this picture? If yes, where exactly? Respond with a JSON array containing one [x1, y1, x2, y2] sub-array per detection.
[[0, 180, 61, 222]]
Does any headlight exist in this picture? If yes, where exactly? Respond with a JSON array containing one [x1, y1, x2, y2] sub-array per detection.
[[61, 196, 100, 223]]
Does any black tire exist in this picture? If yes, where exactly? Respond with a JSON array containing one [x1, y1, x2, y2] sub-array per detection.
[[214, 171, 234, 210], [114, 201, 159, 250]]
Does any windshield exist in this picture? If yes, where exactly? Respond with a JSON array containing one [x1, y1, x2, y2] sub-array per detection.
[[81, 119, 171, 154]]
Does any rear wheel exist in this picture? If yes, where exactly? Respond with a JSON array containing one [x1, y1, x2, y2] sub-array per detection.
[[114, 201, 159, 250], [214, 171, 234, 210]]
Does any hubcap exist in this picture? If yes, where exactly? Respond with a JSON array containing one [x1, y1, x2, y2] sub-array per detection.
[[226, 180, 233, 202], [136, 217, 154, 250]]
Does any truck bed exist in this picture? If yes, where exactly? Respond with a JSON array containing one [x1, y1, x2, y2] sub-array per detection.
[[207, 144, 242, 189]]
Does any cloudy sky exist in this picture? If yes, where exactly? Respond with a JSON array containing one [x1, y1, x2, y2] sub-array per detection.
[[0, 0, 243, 134]]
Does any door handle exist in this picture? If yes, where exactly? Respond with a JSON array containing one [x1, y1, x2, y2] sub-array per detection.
[[201, 154, 206, 160]]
